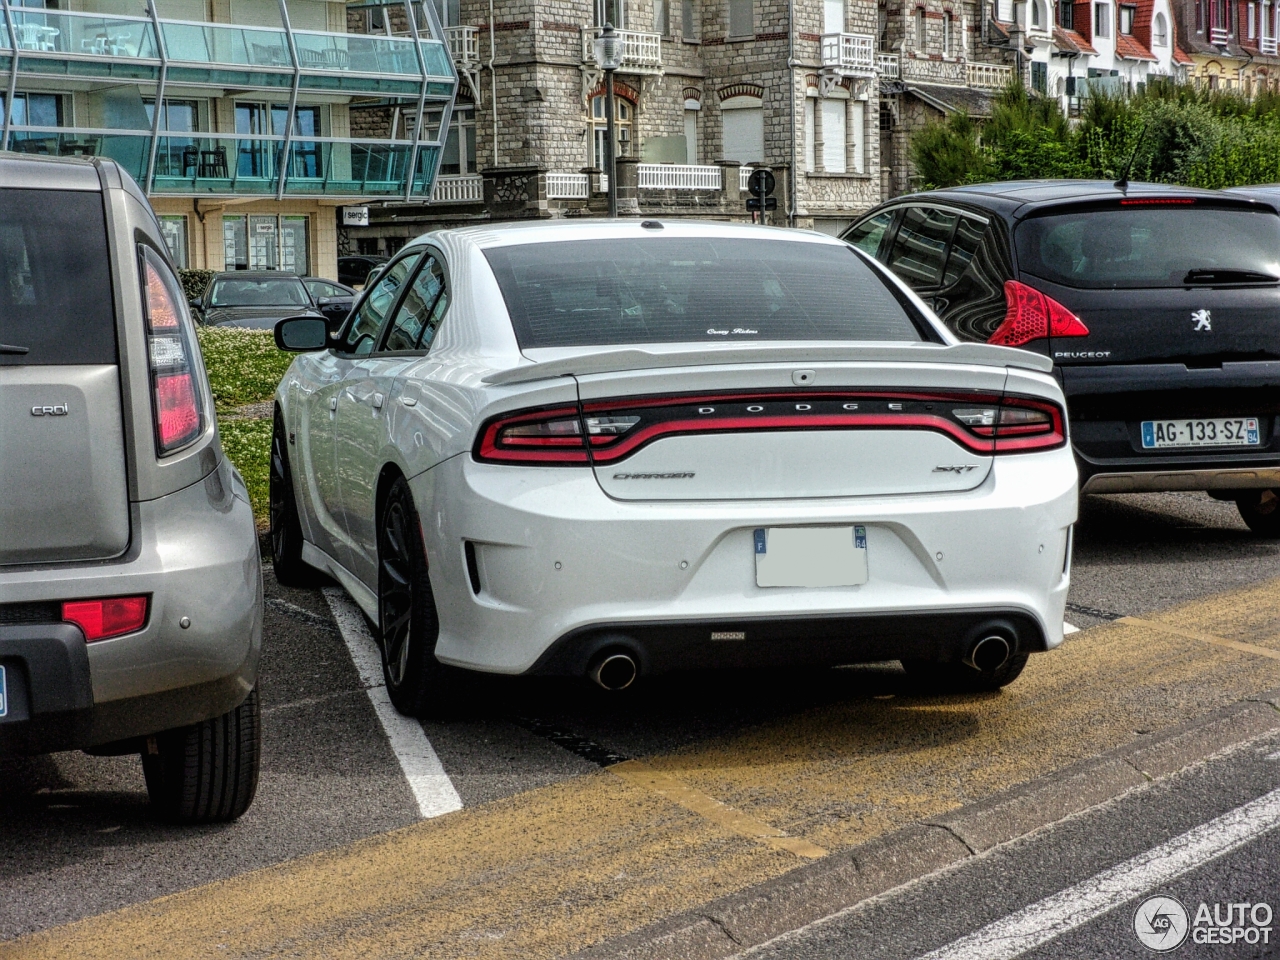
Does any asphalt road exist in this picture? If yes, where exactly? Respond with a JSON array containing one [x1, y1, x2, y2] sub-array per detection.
[[3, 490, 1280, 951]]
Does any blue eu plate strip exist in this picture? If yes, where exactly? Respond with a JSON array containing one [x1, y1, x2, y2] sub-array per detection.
[[854, 525, 867, 549], [754, 528, 767, 555]]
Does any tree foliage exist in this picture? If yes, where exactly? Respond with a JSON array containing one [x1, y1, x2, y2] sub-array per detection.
[[909, 82, 1280, 190]]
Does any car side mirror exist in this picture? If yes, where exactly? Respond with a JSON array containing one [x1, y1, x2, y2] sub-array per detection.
[[274, 316, 328, 352], [188, 298, 201, 310]]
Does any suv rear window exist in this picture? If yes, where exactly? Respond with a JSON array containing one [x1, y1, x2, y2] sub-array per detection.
[[0, 188, 116, 366], [483, 237, 923, 348], [1016, 205, 1280, 290]]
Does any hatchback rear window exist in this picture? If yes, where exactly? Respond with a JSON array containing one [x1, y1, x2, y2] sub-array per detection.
[[483, 237, 924, 348], [1015, 205, 1280, 290], [0, 188, 116, 366]]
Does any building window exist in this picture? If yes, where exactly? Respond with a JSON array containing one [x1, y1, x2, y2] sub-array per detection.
[[158, 216, 189, 269], [824, 0, 844, 33], [430, 0, 460, 26], [596, 0, 625, 27], [1196, 0, 1203, 30], [942, 11, 954, 53], [1094, 2, 1111, 37], [1032, 60, 1048, 91], [145, 98, 200, 178], [234, 102, 322, 179], [1, 92, 61, 128], [1030, 0, 1042, 28], [728, 0, 753, 38], [684, 106, 699, 163], [1058, 0, 1073, 29], [682, 0, 696, 37], [720, 94, 764, 164], [1119, 4, 1134, 32], [429, 105, 476, 175], [222, 214, 309, 273], [655, 0, 670, 34], [821, 98, 846, 173], [1248, 2, 1256, 36], [591, 95, 633, 168], [914, 7, 926, 46]]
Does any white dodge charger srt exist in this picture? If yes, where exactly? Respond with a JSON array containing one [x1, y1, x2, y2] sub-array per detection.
[[271, 220, 1077, 715]]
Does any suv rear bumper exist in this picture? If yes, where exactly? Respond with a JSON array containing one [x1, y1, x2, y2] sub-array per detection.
[[1081, 464, 1280, 494], [0, 456, 262, 756]]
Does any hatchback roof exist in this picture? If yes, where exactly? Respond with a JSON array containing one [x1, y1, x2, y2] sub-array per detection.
[[0, 152, 104, 191], [420, 217, 841, 251], [902, 179, 1248, 217]]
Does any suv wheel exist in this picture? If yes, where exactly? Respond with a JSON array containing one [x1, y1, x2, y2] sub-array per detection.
[[269, 410, 318, 586], [378, 476, 451, 717], [142, 688, 261, 823], [1236, 490, 1280, 537], [901, 652, 1030, 693]]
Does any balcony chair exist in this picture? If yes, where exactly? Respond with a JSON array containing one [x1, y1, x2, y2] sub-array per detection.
[[198, 146, 229, 178]]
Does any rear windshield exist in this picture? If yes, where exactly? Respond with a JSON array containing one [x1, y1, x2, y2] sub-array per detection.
[[210, 277, 311, 307], [0, 188, 116, 366], [483, 237, 923, 348], [1015, 205, 1280, 290]]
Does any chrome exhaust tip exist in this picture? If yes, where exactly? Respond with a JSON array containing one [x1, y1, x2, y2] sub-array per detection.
[[590, 652, 638, 691], [965, 634, 1011, 673]]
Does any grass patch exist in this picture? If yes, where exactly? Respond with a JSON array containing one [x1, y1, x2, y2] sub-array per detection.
[[196, 327, 292, 526], [197, 326, 295, 415], [219, 417, 273, 524]]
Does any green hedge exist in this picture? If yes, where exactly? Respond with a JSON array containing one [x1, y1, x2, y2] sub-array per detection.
[[911, 83, 1280, 190], [179, 268, 214, 302]]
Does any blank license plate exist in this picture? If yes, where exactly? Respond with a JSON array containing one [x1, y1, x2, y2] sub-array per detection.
[[1140, 418, 1260, 449], [754, 526, 868, 588]]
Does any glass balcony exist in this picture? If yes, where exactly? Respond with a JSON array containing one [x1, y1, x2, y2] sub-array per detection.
[[273, 137, 439, 197], [6, 128, 151, 182], [10, 9, 160, 80], [160, 21, 293, 88]]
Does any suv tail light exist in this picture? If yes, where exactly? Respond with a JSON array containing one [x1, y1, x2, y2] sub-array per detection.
[[62, 596, 149, 642], [988, 280, 1089, 347], [141, 247, 205, 455], [475, 391, 1066, 465]]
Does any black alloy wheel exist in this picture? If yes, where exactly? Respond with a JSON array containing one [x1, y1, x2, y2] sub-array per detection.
[[269, 410, 317, 586], [1236, 489, 1280, 537], [377, 476, 449, 717]]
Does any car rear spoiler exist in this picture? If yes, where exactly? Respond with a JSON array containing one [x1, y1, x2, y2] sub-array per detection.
[[482, 342, 1054, 385]]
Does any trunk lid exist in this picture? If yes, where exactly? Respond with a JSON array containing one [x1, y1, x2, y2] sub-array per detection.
[[575, 360, 1008, 501], [0, 184, 129, 565]]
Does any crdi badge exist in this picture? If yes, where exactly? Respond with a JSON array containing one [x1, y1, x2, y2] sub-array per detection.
[[1134, 895, 1191, 952]]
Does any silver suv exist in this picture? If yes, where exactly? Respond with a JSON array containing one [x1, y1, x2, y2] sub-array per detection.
[[0, 155, 262, 823]]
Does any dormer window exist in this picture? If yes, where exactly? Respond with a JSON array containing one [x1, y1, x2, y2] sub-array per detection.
[[1120, 4, 1135, 32], [1095, 1, 1112, 37], [1154, 10, 1169, 42], [1058, 0, 1073, 29]]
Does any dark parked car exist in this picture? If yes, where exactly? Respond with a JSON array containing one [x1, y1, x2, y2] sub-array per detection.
[[191, 272, 322, 330], [303, 276, 356, 327], [338, 254, 387, 288], [841, 181, 1280, 534]]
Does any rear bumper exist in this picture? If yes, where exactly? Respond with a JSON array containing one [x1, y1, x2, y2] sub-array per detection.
[[1081, 464, 1280, 494], [413, 446, 1078, 676], [0, 456, 262, 756]]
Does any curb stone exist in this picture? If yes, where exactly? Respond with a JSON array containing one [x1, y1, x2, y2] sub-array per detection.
[[563, 689, 1280, 960]]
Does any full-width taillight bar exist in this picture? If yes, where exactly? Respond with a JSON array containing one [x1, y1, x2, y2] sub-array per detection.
[[473, 391, 1066, 466]]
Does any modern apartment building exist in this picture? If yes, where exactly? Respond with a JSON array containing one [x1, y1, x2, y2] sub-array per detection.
[[340, 0, 1021, 252], [0, 0, 458, 277]]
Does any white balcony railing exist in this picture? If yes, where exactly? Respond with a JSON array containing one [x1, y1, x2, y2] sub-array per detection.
[[445, 25, 478, 65], [876, 52, 900, 77], [820, 31, 876, 76], [581, 27, 662, 72], [966, 61, 1014, 88], [1261, 35, 1278, 54], [637, 163, 721, 190], [1210, 26, 1231, 43], [740, 165, 756, 191], [430, 174, 483, 202], [547, 172, 589, 199]]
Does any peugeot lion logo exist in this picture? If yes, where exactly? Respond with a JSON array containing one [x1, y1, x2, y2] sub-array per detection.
[[1192, 309, 1212, 332]]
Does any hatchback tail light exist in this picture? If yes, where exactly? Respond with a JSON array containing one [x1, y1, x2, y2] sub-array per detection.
[[141, 247, 205, 455], [62, 596, 149, 642], [987, 280, 1089, 348]]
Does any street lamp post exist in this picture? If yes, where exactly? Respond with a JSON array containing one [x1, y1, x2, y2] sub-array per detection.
[[594, 23, 623, 217]]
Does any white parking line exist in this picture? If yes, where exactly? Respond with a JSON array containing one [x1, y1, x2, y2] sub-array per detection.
[[914, 785, 1280, 960], [1063, 621, 1080, 635], [322, 587, 463, 819]]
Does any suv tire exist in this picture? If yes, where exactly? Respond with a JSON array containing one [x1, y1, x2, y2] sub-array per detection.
[[378, 476, 453, 718], [900, 652, 1029, 692], [269, 409, 318, 586], [1236, 490, 1280, 537], [142, 688, 261, 823]]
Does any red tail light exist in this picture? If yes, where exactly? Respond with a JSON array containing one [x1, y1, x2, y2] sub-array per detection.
[[474, 391, 1066, 465], [988, 280, 1089, 348], [62, 596, 149, 642], [141, 248, 205, 455]]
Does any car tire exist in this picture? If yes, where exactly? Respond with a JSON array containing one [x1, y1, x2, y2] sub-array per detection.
[[378, 476, 451, 718], [269, 409, 318, 587], [1236, 489, 1280, 537], [142, 688, 261, 824], [900, 652, 1030, 693]]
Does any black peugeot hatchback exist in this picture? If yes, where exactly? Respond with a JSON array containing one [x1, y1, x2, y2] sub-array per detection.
[[842, 181, 1280, 535]]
